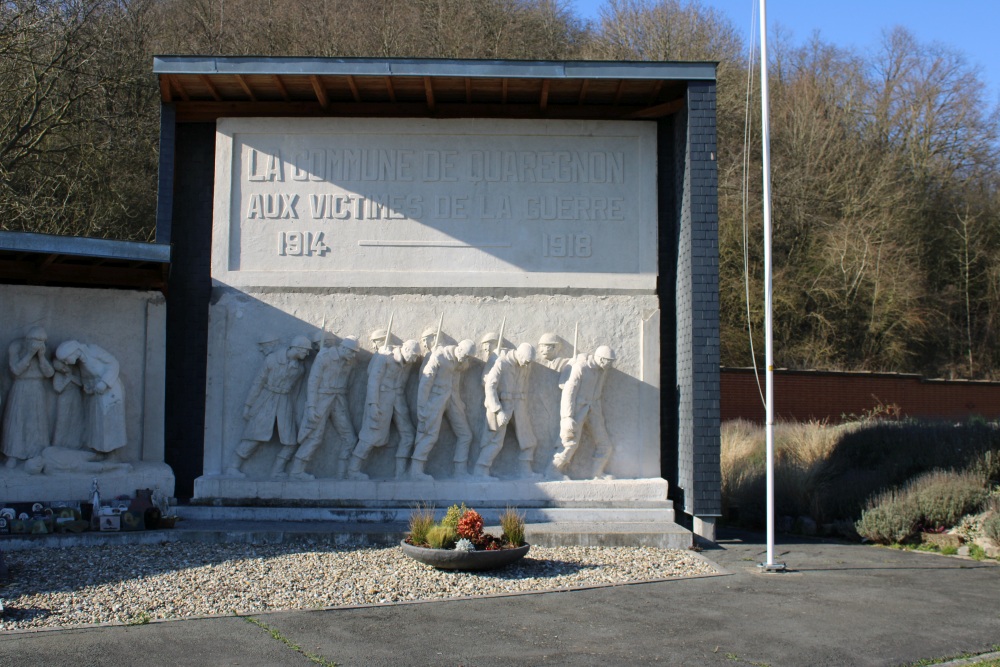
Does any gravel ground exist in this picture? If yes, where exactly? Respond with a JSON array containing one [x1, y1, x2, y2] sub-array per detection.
[[0, 541, 716, 631]]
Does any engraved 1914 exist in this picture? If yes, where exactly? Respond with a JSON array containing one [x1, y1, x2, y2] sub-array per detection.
[[278, 231, 331, 257]]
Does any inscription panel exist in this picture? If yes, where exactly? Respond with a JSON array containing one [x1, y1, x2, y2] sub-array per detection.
[[213, 118, 657, 289]]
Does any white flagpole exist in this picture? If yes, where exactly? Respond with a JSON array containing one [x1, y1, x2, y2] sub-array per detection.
[[759, 0, 784, 571]]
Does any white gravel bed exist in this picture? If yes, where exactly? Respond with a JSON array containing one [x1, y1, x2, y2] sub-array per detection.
[[0, 541, 716, 631]]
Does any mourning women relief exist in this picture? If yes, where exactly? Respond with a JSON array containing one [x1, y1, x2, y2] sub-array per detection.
[[0, 327, 130, 474]]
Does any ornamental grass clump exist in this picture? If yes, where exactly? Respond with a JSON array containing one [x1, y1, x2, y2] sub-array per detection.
[[499, 506, 526, 547], [425, 524, 457, 549], [408, 503, 436, 547]]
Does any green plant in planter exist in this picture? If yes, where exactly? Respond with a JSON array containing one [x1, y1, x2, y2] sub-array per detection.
[[426, 525, 458, 549], [408, 503, 436, 547], [441, 503, 468, 531], [499, 506, 526, 547]]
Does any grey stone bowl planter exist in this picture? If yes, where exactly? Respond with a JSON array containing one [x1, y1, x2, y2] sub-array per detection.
[[400, 540, 530, 571]]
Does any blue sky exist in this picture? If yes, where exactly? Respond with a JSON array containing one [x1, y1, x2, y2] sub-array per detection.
[[569, 0, 1000, 101]]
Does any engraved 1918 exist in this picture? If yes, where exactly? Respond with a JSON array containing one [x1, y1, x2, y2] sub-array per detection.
[[542, 233, 592, 258], [278, 231, 330, 256]]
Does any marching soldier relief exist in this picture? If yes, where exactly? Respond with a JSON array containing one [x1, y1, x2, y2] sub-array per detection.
[[218, 323, 620, 482]]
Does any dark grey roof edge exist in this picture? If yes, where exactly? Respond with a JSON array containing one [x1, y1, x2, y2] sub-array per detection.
[[152, 56, 717, 81], [0, 231, 171, 263]]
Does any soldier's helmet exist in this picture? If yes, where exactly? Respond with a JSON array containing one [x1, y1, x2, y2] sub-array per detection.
[[455, 339, 476, 360], [400, 339, 421, 361], [515, 342, 536, 364], [538, 332, 560, 346], [594, 345, 616, 361], [290, 335, 313, 351], [370, 329, 388, 342], [480, 331, 499, 345], [421, 327, 437, 340], [340, 335, 360, 351]]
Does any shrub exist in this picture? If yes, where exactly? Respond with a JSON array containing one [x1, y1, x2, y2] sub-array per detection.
[[426, 525, 457, 549], [984, 497, 1000, 544], [441, 503, 468, 532], [722, 419, 1000, 529], [907, 470, 989, 530], [408, 503, 436, 547], [499, 506, 526, 546], [456, 509, 484, 541], [855, 489, 920, 544]]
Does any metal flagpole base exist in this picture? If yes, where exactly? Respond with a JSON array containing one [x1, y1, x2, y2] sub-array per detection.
[[758, 562, 787, 572]]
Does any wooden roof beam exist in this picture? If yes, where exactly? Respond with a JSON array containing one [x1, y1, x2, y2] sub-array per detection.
[[613, 80, 626, 106], [200, 75, 222, 102], [423, 77, 435, 111], [465, 78, 472, 103], [502, 78, 508, 104], [647, 80, 664, 104], [170, 100, 652, 122], [384, 76, 396, 102], [577, 79, 589, 105], [235, 74, 257, 101], [346, 75, 361, 102], [310, 75, 330, 109], [540, 79, 550, 111], [273, 75, 290, 101], [159, 75, 172, 103], [623, 97, 686, 119], [169, 76, 189, 102]]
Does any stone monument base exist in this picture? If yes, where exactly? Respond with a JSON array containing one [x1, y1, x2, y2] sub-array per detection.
[[192, 476, 669, 508], [0, 463, 176, 503]]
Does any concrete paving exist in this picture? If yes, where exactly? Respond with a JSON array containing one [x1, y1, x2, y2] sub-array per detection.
[[1, 529, 998, 667]]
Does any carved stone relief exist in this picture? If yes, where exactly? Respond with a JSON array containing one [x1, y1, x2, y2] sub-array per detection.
[[2, 327, 54, 466], [0, 328, 137, 474], [474, 342, 540, 480], [552, 345, 617, 479], [410, 339, 475, 481], [227, 335, 312, 478], [348, 339, 420, 480], [215, 314, 623, 483], [54, 340, 128, 456]]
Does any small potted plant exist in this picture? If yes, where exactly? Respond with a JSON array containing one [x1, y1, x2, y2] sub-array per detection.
[[401, 504, 530, 571]]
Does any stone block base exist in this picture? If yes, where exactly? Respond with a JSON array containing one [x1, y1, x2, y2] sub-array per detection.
[[192, 476, 669, 508], [0, 463, 175, 503]]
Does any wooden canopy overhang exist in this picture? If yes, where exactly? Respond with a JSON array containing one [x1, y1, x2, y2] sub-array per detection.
[[153, 57, 717, 123], [0, 231, 171, 292]]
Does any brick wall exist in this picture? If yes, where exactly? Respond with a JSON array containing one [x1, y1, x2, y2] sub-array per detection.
[[674, 81, 722, 518], [721, 368, 1000, 423]]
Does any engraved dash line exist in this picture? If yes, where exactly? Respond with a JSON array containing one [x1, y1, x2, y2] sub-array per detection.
[[358, 241, 512, 248]]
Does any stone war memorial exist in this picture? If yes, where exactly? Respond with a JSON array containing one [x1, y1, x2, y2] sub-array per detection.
[[152, 57, 721, 540], [0, 57, 719, 542]]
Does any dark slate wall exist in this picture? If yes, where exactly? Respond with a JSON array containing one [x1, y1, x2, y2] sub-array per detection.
[[658, 114, 681, 505], [164, 120, 215, 498], [675, 82, 722, 517]]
